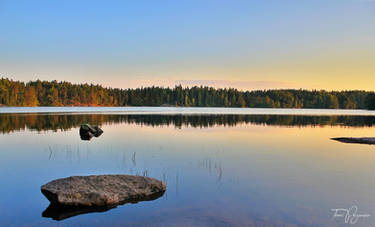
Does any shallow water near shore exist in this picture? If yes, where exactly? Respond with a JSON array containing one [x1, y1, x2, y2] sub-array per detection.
[[0, 108, 375, 226]]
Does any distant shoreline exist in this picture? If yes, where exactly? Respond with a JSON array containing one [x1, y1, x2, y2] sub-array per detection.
[[0, 106, 374, 116]]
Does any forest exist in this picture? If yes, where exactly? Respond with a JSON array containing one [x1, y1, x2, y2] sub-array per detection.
[[0, 78, 375, 109]]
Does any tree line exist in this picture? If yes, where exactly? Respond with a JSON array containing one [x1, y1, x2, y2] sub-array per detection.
[[0, 78, 374, 109]]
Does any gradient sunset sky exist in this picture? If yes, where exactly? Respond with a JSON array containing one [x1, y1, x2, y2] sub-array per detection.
[[1, 0, 374, 91]]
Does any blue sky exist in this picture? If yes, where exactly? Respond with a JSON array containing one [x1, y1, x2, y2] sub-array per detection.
[[1, 0, 374, 90]]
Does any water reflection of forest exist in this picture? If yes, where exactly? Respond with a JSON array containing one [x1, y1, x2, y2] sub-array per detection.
[[1, 114, 375, 133]]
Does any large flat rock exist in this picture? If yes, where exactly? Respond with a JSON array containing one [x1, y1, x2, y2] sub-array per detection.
[[331, 137, 375, 145], [41, 175, 166, 207]]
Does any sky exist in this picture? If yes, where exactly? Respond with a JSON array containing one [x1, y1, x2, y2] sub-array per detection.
[[0, 0, 374, 91]]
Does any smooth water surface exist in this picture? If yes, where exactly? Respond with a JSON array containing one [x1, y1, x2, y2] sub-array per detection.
[[1, 106, 375, 116], [0, 108, 375, 226]]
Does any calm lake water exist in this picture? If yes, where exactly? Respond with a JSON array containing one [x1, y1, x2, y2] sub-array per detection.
[[0, 107, 375, 226]]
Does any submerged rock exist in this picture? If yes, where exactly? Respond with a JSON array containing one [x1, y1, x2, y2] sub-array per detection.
[[79, 124, 103, 140], [331, 137, 375, 145], [41, 175, 166, 207]]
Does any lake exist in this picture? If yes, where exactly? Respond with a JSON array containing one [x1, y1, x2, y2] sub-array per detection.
[[0, 107, 374, 226]]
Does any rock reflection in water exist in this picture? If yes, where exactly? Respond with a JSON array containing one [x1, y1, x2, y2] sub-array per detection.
[[42, 191, 165, 221]]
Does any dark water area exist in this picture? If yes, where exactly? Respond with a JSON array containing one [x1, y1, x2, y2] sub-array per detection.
[[0, 112, 374, 226]]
